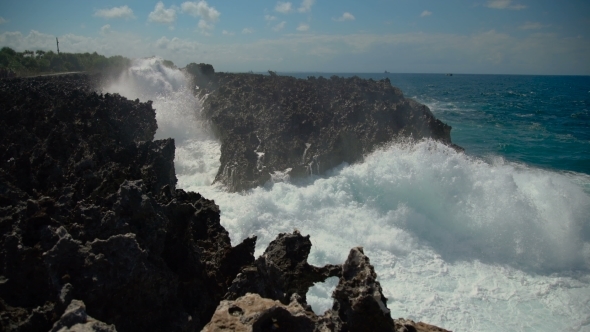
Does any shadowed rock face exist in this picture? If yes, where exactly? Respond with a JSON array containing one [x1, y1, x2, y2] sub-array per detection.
[[0, 75, 255, 331], [224, 231, 341, 305], [196, 73, 458, 192]]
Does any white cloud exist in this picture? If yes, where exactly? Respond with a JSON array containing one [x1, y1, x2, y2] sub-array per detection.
[[297, 23, 310, 32], [486, 0, 526, 10], [198, 20, 214, 35], [421, 10, 432, 17], [222, 30, 235, 36], [275, 2, 293, 14], [181, 1, 220, 22], [273, 21, 286, 32], [0, 17, 8, 25], [265, 15, 278, 21], [298, 0, 315, 13], [100, 24, 112, 35], [334, 12, 355, 22], [242, 28, 254, 34], [94, 6, 135, 20], [519, 22, 546, 30], [148, 2, 177, 24], [181, 1, 220, 33]]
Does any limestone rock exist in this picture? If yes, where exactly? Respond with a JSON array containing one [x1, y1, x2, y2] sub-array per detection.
[[202, 293, 317, 332]]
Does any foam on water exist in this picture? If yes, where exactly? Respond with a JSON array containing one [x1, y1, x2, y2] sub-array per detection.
[[104, 62, 590, 331]]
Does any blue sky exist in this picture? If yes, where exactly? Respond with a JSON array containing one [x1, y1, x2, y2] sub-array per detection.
[[1, 0, 589, 74]]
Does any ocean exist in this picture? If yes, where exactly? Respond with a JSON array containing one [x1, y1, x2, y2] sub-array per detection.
[[104, 59, 590, 332]]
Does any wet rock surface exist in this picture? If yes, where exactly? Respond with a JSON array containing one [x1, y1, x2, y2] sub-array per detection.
[[0, 75, 254, 331], [196, 72, 460, 192]]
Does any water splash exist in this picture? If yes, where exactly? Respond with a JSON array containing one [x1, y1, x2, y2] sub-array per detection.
[[102, 64, 590, 330]]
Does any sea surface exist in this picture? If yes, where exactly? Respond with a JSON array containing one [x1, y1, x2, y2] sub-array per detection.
[[104, 59, 590, 332]]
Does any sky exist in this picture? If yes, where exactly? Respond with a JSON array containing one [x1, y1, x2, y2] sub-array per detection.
[[1, 0, 589, 74]]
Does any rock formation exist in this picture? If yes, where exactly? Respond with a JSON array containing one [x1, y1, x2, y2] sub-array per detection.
[[0, 73, 450, 331], [0, 75, 255, 331], [205, 234, 451, 332], [193, 72, 460, 192]]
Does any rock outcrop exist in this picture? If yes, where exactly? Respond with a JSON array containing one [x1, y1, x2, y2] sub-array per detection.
[[1, 73, 451, 332], [194, 72, 459, 192], [224, 231, 341, 305], [0, 75, 255, 331], [205, 235, 451, 332]]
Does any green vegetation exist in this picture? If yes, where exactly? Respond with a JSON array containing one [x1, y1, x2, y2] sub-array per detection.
[[0, 47, 131, 76]]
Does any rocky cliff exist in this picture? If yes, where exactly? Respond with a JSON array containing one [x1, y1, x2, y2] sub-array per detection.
[[0, 73, 450, 331], [0, 75, 255, 331], [193, 71, 460, 192]]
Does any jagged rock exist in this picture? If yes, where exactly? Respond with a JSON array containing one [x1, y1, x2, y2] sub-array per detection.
[[214, 241, 451, 332], [0, 75, 254, 331], [193, 72, 460, 191], [50, 299, 116, 332], [202, 293, 318, 332], [225, 231, 341, 305], [0, 73, 451, 332], [325, 247, 395, 331]]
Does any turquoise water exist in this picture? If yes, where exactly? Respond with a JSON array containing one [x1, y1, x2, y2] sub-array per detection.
[[107, 62, 590, 331]]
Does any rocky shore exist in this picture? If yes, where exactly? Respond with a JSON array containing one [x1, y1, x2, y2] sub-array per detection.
[[191, 69, 460, 192], [0, 73, 450, 331]]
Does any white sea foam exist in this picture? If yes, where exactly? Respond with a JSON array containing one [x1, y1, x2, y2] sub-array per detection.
[[104, 61, 590, 331]]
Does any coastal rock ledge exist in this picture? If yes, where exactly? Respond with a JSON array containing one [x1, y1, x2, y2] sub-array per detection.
[[192, 70, 460, 192], [1, 74, 449, 331]]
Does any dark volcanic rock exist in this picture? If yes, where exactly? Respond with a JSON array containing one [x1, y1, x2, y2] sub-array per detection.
[[196, 72, 459, 192], [225, 231, 341, 305], [0, 75, 255, 331]]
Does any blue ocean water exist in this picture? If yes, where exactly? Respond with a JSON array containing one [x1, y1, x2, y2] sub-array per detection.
[[290, 73, 590, 177], [106, 61, 590, 331]]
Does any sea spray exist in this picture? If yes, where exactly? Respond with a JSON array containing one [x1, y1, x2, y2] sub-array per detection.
[[190, 141, 590, 330], [103, 62, 590, 331]]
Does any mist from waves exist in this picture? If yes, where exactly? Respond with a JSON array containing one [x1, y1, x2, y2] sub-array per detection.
[[103, 60, 590, 331], [102, 57, 219, 186]]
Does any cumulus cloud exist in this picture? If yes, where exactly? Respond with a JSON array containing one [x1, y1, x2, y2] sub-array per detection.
[[94, 6, 135, 20], [334, 12, 355, 22], [275, 2, 293, 14], [148, 2, 177, 24], [296, 23, 310, 32], [242, 28, 254, 34], [421, 10, 432, 17], [272, 21, 286, 32], [265, 15, 278, 21], [181, 1, 220, 33], [0, 17, 8, 25], [298, 0, 315, 13], [182, 1, 220, 22], [222, 30, 235, 36], [486, 0, 526, 10]]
